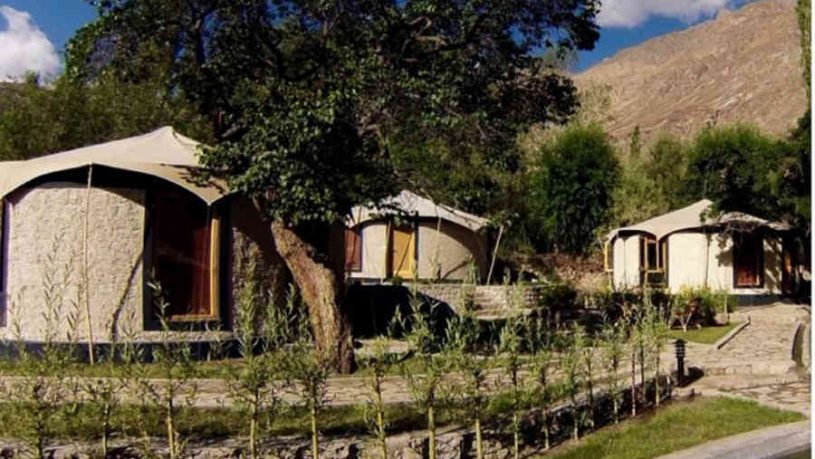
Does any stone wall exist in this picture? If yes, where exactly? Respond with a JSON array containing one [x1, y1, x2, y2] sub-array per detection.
[[0, 183, 286, 347], [407, 283, 543, 316], [1, 183, 146, 342]]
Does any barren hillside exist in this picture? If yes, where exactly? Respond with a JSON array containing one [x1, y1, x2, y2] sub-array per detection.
[[574, 0, 807, 144]]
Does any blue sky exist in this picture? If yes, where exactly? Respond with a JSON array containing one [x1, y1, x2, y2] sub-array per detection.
[[0, 0, 752, 80]]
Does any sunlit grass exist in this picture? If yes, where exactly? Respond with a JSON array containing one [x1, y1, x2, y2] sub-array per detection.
[[546, 397, 804, 459], [666, 322, 741, 344]]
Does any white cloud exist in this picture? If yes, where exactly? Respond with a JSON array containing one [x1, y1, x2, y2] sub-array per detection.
[[597, 0, 734, 28], [0, 5, 60, 82]]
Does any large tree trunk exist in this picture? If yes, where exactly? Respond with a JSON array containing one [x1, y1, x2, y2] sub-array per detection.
[[271, 221, 355, 373]]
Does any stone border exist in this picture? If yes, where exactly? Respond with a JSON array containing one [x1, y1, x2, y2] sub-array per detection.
[[714, 320, 750, 350], [655, 420, 810, 459]]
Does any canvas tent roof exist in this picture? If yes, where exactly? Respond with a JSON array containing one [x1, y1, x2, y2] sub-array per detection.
[[608, 199, 790, 241], [348, 190, 490, 232], [0, 126, 227, 204]]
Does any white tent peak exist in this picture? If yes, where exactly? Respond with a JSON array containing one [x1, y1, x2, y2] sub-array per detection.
[[349, 190, 490, 231], [26, 125, 202, 167], [609, 199, 789, 241], [0, 126, 227, 204]]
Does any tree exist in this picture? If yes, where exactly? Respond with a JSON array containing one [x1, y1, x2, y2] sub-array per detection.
[[611, 134, 689, 228], [797, 0, 811, 100], [68, 0, 602, 371], [529, 123, 619, 254], [0, 74, 211, 161], [683, 124, 783, 218]]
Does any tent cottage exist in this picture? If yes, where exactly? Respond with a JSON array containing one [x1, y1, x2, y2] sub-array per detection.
[[345, 190, 491, 282], [0, 127, 283, 351], [606, 199, 798, 297]]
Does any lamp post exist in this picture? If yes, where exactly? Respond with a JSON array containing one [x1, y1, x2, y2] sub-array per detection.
[[675, 339, 686, 387]]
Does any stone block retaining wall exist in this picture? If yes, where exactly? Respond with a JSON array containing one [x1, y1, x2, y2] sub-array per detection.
[[408, 283, 543, 315]]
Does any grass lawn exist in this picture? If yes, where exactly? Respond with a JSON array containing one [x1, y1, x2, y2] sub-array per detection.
[[547, 397, 804, 459], [666, 321, 741, 344]]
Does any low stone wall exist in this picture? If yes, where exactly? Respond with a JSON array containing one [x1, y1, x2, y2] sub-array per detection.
[[407, 283, 543, 315]]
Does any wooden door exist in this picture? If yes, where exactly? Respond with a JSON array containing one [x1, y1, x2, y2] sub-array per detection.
[[390, 225, 415, 278], [733, 233, 763, 288]]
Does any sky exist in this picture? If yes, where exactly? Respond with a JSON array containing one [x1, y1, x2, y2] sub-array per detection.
[[0, 0, 755, 81]]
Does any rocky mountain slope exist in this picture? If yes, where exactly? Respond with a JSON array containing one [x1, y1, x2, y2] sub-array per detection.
[[574, 0, 807, 144]]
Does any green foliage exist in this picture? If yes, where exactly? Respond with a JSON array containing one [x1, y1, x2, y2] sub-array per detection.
[[539, 284, 578, 311], [0, 75, 211, 161], [3, 236, 82, 458], [611, 134, 689, 227], [530, 124, 620, 253], [600, 320, 626, 424], [132, 283, 201, 459], [797, 0, 811, 100], [673, 286, 734, 326], [772, 111, 811, 264], [68, 0, 601, 229], [683, 124, 783, 217]]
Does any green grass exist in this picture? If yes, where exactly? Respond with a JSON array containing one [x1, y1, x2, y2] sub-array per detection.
[[666, 322, 741, 344], [0, 385, 558, 442], [547, 397, 804, 459]]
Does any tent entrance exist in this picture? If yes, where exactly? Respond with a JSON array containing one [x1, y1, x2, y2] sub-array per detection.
[[389, 224, 415, 279], [640, 236, 668, 287], [733, 232, 764, 288]]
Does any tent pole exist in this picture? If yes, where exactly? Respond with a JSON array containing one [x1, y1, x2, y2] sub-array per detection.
[[486, 224, 504, 285], [83, 165, 96, 364]]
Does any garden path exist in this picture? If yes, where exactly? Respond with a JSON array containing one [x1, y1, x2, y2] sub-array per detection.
[[675, 302, 811, 416]]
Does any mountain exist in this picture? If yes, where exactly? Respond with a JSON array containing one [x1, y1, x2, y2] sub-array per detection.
[[574, 0, 807, 144]]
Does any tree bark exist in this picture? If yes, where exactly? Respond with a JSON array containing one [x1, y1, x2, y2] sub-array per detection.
[[271, 221, 355, 373]]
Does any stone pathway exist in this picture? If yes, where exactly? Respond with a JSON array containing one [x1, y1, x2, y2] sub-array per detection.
[[676, 302, 811, 417]]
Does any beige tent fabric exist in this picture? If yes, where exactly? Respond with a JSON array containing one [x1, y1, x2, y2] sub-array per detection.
[[608, 199, 790, 241], [348, 190, 490, 231], [0, 126, 228, 204]]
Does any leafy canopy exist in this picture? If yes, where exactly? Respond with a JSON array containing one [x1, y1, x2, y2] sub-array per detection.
[[529, 123, 619, 254], [68, 0, 601, 226], [682, 124, 783, 218]]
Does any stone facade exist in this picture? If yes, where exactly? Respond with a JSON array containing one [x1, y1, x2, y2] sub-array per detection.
[[0, 182, 285, 347], [1, 183, 146, 342], [409, 283, 543, 316]]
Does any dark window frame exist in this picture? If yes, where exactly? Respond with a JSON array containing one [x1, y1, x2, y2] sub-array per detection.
[[344, 226, 363, 272], [142, 186, 224, 329]]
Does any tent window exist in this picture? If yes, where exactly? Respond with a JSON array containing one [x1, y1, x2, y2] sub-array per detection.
[[150, 189, 220, 321], [734, 232, 763, 288], [345, 227, 362, 272], [641, 237, 666, 272]]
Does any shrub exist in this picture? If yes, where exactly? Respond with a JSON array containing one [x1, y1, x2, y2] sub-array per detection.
[[673, 286, 733, 326], [539, 284, 578, 313]]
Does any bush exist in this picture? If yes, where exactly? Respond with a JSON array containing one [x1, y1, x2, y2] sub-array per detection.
[[539, 284, 578, 312], [673, 286, 734, 326]]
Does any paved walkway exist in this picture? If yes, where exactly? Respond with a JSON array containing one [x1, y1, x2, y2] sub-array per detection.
[[677, 302, 811, 417], [656, 420, 810, 459]]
